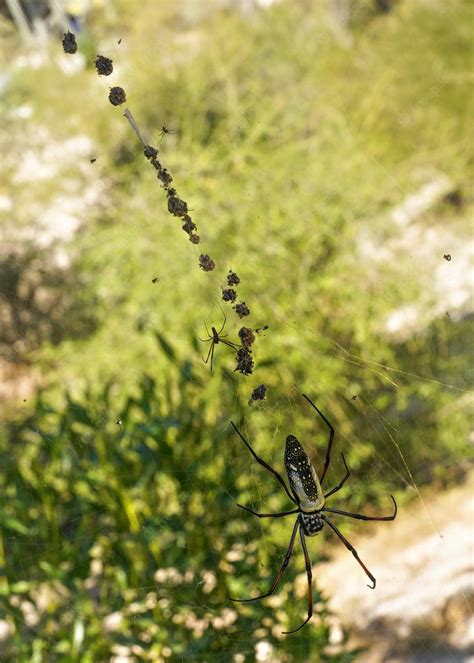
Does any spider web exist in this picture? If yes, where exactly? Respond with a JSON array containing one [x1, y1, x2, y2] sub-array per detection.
[[213, 325, 472, 662], [196, 240, 471, 661], [1, 1, 473, 662]]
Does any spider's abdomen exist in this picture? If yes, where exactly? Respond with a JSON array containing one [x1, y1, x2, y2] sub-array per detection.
[[301, 512, 324, 537], [285, 435, 325, 512]]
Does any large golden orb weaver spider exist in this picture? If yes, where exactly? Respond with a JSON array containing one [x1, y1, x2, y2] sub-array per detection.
[[230, 393, 397, 634]]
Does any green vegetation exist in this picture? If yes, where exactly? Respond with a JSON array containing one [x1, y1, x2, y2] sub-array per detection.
[[1, 0, 472, 660]]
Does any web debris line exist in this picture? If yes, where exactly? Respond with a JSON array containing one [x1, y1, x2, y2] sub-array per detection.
[[64, 22, 271, 391], [123, 108, 147, 145]]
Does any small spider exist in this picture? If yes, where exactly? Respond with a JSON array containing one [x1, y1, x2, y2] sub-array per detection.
[[230, 394, 397, 634], [199, 316, 240, 371], [159, 125, 178, 141]]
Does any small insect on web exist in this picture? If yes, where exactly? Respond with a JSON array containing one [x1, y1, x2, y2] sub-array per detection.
[[199, 315, 240, 371], [230, 393, 397, 634], [159, 125, 178, 141]]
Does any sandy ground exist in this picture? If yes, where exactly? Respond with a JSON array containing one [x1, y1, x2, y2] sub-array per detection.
[[316, 474, 474, 662]]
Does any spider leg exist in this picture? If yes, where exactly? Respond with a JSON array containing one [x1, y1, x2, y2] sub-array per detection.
[[203, 342, 214, 366], [217, 313, 227, 336], [230, 518, 300, 602], [323, 495, 397, 521], [324, 454, 350, 499], [220, 339, 240, 350], [237, 504, 300, 519], [230, 422, 297, 505], [302, 394, 335, 486], [282, 527, 313, 634], [322, 515, 376, 588], [209, 342, 215, 372]]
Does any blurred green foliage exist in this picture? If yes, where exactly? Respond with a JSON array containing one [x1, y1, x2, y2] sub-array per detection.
[[1, 344, 356, 661], [1, 0, 472, 660]]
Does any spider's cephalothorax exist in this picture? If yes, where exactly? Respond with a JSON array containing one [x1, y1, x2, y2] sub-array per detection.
[[300, 511, 324, 537], [285, 435, 325, 512], [230, 393, 398, 635]]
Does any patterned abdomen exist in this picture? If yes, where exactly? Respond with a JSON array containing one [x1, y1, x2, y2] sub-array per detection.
[[300, 512, 324, 537], [284, 435, 325, 512]]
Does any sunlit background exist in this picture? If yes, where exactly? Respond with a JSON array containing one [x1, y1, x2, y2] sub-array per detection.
[[0, 0, 472, 661]]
